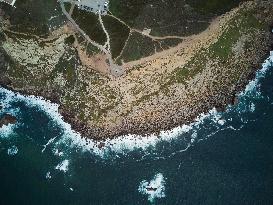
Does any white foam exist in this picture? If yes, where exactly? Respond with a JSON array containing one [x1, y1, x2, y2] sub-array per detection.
[[0, 76, 221, 158], [218, 119, 226, 125], [55, 159, 69, 172], [0, 87, 60, 121], [250, 102, 255, 112], [46, 171, 52, 179], [42, 137, 57, 153], [191, 131, 198, 143], [7, 145, 18, 156], [0, 87, 248, 157], [241, 52, 273, 97], [53, 148, 64, 157], [0, 51, 272, 157], [0, 123, 16, 138], [138, 173, 166, 203], [55, 109, 216, 157]]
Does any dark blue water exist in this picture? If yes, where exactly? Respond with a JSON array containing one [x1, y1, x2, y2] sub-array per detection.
[[0, 54, 273, 205]]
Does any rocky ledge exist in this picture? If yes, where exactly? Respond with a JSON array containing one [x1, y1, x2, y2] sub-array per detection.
[[0, 113, 17, 128]]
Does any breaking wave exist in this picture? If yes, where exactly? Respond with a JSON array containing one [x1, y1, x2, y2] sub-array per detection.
[[138, 173, 166, 203], [0, 52, 272, 160], [7, 145, 18, 156], [55, 159, 69, 173]]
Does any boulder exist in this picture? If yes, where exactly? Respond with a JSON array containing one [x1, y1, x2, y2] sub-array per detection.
[[0, 113, 17, 128]]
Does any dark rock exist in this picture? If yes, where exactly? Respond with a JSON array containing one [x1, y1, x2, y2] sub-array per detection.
[[215, 104, 225, 112], [146, 187, 157, 192], [0, 114, 17, 128], [98, 142, 105, 149], [232, 96, 239, 105], [269, 22, 273, 33]]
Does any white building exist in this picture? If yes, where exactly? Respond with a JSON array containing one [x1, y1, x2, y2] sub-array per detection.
[[76, 0, 109, 15]]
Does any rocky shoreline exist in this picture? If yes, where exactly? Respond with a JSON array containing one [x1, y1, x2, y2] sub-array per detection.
[[0, 0, 273, 141], [62, 56, 272, 141], [62, 18, 273, 140], [59, 48, 273, 141]]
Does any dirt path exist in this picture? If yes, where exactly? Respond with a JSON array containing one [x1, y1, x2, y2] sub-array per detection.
[[122, 7, 240, 71], [107, 14, 186, 41], [59, 0, 125, 77]]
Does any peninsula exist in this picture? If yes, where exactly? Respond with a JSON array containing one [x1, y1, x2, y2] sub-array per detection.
[[0, 0, 272, 140]]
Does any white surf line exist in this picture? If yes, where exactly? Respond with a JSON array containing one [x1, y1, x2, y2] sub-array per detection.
[[99, 12, 111, 51], [241, 51, 273, 97], [58, 51, 273, 157], [1, 52, 272, 158], [161, 52, 273, 159], [56, 109, 219, 157]]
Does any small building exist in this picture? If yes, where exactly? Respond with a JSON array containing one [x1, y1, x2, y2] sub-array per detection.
[[76, 0, 109, 15], [61, 0, 109, 15], [0, 0, 16, 6]]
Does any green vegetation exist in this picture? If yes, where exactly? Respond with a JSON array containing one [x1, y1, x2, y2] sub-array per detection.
[[109, 0, 244, 36], [1, 0, 271, 134], [118, 32, 155, 62], [210, 10, 264, 59], [109, 0, 147, 26], [210, 25, 240, 59], [52, 50, 78, 86], [102, 15, 130, 59], [107, 0, 244, 62], [160, 10, 264, 92], [72, 7, 106, 45], [64, 35, 75, 45], [86, 43, 101, 56], [189, 0, 243, 15], [175, 68, 190, 84], [8, 0, 64, 36]]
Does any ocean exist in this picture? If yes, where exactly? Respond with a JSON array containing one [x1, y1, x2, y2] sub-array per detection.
[[0, 52, 273, 205]]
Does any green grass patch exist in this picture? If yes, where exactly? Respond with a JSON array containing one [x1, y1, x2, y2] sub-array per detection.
[[210, 10, 263, 59], [189, 0, 243, 15]]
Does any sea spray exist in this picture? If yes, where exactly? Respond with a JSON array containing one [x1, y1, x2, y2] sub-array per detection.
[[138, 173, 166, 203], [0, 123, 17, 139], [0, 52, 272, 158], [55, 159, 69, 173], [7, 145, 18, 156]]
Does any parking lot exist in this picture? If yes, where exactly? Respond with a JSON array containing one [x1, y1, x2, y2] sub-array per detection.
[[71, 0, 109, 15]]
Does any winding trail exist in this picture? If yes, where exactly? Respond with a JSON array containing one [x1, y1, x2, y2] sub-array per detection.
[[99, 12, 111, 51], [59, 0, 124, 76], [107, 14, 185, 41]]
